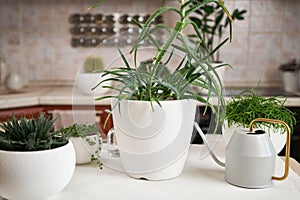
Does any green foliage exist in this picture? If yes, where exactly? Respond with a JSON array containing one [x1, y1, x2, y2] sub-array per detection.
[[0, 114, 68, 151], [59, 123, 99, 138], [225, 89, 297, 134], [189, 0, 247, 61], [83, 56, 104, 73], [90, 0, 234, 132], [60, 124, 103, 169]]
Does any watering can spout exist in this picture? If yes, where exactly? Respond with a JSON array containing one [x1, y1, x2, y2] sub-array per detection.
[[194, 122, 225, 167]]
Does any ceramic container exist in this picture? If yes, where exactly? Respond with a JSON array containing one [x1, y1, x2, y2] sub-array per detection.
[[70, 134, 101, 164], [4, 73, 27, 92], [0, 142, 76, 200], [112, 99, 197, 180]]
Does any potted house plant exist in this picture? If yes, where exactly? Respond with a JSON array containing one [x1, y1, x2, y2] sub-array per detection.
[[90, 0, 233, 180], [188, 0, 246, 92], [0, 114, 76, 200], [189, 0, 247, 63], [223, 88, 297, 154], [278, 58, 300, 92], [59, 123, 102, 169], [76, 55, 112, 95]]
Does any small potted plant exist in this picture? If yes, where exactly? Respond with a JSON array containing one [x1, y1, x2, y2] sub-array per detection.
[[0, 114, 76, 200], [223, 88, 297, 154], [76, 55, 111, 95], [278, 58, 300, 92], [59, 123, 102, 169], [90, 0, 233, 180]]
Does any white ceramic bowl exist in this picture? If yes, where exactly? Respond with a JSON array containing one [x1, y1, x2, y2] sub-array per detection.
[[0, 142, 76, 200]]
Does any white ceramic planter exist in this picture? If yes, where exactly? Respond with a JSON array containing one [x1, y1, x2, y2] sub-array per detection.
[[282, 71, 298, 92], [222, 121, 287, 154], [77, 73, 111, 95], [112, 99, 197, 180], [0, 141, 76, 200], [70, 134, 101, 164]]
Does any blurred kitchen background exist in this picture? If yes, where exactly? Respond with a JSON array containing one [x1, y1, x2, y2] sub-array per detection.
[[0, 0, 299, 87]]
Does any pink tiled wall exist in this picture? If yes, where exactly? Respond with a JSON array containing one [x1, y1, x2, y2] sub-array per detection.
[[0, 0, 299, 87]]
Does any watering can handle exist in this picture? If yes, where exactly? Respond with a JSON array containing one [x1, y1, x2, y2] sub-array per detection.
[[249, 118, 291, 181]]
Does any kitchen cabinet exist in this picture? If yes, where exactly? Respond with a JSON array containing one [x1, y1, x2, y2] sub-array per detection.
[[0, 106, 44, 121], [0, 105, 113, 137]]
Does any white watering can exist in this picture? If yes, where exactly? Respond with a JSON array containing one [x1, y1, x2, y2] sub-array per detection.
[[194, 118, 291, 189]]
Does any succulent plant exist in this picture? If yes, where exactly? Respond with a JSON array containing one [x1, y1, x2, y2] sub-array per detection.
[[90, 0, 234, 133], [0, 114, 68, 151], [83, 56, 104, 73]]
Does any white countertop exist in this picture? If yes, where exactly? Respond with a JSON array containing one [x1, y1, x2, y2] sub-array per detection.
[[44, 143, 300, 200], [1, 85, 300, 110]]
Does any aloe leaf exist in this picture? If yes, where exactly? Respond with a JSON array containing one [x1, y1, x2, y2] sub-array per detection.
[[87, 0, 106, 10], [185, 0, 215, 17]]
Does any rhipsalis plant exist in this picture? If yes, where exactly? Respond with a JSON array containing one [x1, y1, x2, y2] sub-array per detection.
[[89, 0, 234, 133], [0, 114, 68, 151], [225, 88, 297, 134]]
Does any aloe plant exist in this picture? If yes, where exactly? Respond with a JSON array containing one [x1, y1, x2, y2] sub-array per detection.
[[0, 114, 68, 151], [89, 0, 234, 132]]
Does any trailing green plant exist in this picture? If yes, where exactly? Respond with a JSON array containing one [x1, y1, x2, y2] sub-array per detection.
[[0, 114, 68, 151], [59, 123, 102, 169], [225, 88, 297, 134], [89, 0, 234, 132], [189, 0, 247, 62]]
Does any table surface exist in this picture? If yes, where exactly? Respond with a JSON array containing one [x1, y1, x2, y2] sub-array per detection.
[[1, 143, 299, 200], [45, 142, 300, 200]]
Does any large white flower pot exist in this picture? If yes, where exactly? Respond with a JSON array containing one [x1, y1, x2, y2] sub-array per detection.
[[222, 121, 287, 154], [0, 141, 76, 200], [70, 134, 101, 164], [112, 99, 197, 180]]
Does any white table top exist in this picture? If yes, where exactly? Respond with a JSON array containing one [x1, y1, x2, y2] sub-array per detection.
[[45, 143, 300, 200]]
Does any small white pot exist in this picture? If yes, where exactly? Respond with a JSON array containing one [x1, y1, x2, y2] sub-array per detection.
[[112, 99, 197, 180], [77, 73, 111, 95], [222, 121, 287, 154], [282, 71, 298, 92], [0, 141, 76, 200], [70, 134, 101, 164]]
